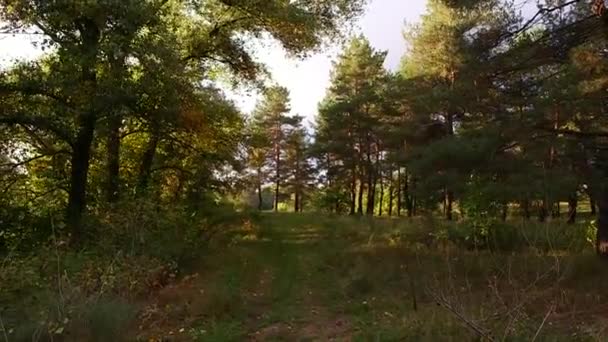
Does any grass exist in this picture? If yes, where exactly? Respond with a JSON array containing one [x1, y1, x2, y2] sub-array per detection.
[[4, 212, 608, 341], [125, 212, 608, 341]]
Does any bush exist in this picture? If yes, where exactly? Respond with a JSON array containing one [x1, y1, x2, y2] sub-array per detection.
[[1, 198, 254, 341]]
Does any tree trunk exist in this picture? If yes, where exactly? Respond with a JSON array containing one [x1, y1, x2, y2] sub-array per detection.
[[294, 190, 299, 213], [596, 188, 608, 256], [106, 114, 121, 203], [274, 178, 280, 212], [590, 192, 597, 215], [567, 194, 577, 224], [501, 202, 508, 222], [274, 142, 280, 212], [522, 198, 531, 220], [67, 114, 96, 242], [257, 169, 263, 211], [445, 111, 454, 221], [412, 178, 417, 216], [365, 138, 374, 215], [137, 129, 160, 195], [397, 168, 402, 216], [67, 19, 100, 243], [539, 200, 548, 223], [388, 167, 394, 216], [357, 178, 364, 215], [350, 169, 357, 215], [552, 201, 560, 218], [446, 190, 453, 221], [378, 173, 384, 216], [405, 171, 413, 217], [366, 170, 375, 216]]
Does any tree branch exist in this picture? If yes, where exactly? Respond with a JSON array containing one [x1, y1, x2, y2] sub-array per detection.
[[0, 115, 73, 146]]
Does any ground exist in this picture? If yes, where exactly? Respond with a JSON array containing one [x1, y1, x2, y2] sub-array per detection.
[[130, 213, 608, 341]]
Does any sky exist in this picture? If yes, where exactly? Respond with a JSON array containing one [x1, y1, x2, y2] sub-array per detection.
[[237, 0, 428, 125], [0, 0, 429, 124]]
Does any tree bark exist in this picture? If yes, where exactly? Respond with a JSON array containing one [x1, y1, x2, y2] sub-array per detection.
[[378, 171, 384, 216], [137, 129, 160, 195], [567, 194, 577, 224], [552, 201, 560, 218], [67, 18, 100, 243], [590, 192, 597, 215], [405, 171, 413, 217], [445, 111, 455, 221], [106, 114, 121, 203], [257, 167, 263, 211], [67, 114, 96, 242], [294, 155, 300, 213], [411, 177, 417, 216], [274, 141, 280, 212], [445, 190, 453, 221], [596, 188, 608, 256], [538, 200, 548, 223], [366, 171, 375, 216], [522, 198, 531, 220], [397, 168, 402, 216], [388, 167, 394, 216], [350, 168, 357, 215], [357, 178, 364, 215], [294, 185, 300, 212]]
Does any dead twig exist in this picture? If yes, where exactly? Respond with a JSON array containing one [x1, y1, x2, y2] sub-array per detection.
[[426, 288, 495, 341], [532, 304, 555, 342]]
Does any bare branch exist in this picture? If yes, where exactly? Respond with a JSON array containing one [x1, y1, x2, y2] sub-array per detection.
[[426, 288, 496, 341]]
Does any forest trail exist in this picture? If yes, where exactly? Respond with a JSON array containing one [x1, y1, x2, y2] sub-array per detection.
[[136, 214, 365, 341]]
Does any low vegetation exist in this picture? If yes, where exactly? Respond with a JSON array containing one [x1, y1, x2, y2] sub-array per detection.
[[2, 212, 607, 341]]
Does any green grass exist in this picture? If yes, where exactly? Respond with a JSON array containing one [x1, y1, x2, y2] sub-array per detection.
[[5, 212, 608, 341]]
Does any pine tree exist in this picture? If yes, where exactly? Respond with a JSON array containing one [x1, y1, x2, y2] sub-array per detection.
[[314, 36, 387, 215]]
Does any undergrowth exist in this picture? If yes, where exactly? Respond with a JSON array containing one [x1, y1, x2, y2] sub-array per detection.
[[1, 210, 605, 341]]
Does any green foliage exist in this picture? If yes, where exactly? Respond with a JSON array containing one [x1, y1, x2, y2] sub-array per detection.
[[311, 187, 351, 213]]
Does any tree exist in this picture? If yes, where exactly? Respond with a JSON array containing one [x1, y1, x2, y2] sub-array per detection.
[[314, 36, 387, 215], [0, 0, 367, 240], [251, 86, 291, 212], [284, 115, 314, 212]]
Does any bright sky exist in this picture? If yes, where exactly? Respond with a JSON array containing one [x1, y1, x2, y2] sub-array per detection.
[[238, 0, 428, 125], [0, 0, 428, 124]]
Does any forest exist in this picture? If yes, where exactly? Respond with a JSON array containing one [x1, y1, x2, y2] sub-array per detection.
[[3, 0, 608, 340]]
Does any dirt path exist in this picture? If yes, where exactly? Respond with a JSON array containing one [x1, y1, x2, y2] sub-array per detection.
[[135, 217, 356, 341]]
